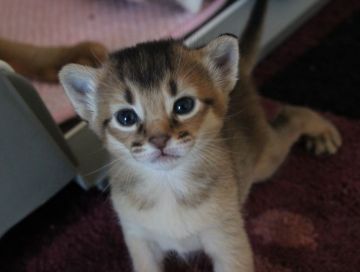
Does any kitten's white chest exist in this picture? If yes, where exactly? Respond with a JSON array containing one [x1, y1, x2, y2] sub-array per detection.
[[131, 190, 202, 252], [112, 172, 215, 253]]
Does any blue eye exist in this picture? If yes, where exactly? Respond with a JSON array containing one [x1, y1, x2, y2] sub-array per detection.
[[116, 109, 138, 126], [173, 97, 195, 115]]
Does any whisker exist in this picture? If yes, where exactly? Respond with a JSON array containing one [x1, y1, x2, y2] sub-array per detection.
[[89, 46, 107, 67], [84, 157, 121, 176]]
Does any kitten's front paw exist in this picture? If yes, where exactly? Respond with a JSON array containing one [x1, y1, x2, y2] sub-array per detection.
[[304, 118, 342, 155]]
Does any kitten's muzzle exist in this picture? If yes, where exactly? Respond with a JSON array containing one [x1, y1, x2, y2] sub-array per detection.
[[149, 134, 170, 150]]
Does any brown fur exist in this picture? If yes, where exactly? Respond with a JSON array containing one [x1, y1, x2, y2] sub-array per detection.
[[59, 1, 341, 271], [0, 37, 107, 82]]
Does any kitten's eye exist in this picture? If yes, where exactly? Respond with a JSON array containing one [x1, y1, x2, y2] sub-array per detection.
[[173, 97, 195, 115], [116, 109, 138, 126]]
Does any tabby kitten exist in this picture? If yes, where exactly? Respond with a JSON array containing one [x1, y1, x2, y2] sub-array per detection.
[[59, 0, 341, 271]]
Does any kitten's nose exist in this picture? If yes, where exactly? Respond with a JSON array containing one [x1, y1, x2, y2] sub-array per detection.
[[149, 134, 170, 150]]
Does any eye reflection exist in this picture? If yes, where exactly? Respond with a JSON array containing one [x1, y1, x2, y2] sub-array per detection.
[[116, 109, 138, 126], [173, 97, 195, 115]]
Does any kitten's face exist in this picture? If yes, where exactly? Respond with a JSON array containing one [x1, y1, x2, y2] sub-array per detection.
[[102, 72, 222, 170], [60, 36, 239, 171]]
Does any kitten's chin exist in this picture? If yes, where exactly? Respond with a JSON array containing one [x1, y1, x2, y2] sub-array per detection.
[[133, 152, 183, 171], [149, 154, 182, 170], [132, 144, 193, 171]]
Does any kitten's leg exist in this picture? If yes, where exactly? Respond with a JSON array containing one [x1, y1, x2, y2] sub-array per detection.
[[254, 105, 342, 182], [124, 233, 163, 272], [201, 217, 254, 272]]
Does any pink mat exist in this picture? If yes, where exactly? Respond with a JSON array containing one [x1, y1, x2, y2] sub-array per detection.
[[0, 0, 226, 124]]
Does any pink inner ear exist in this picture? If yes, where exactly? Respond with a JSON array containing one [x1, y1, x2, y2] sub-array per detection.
[[215, 39, 239, 68], [204, 35, 239, 71], [203, 36, 239, 91], [214, 51, 232, 68]]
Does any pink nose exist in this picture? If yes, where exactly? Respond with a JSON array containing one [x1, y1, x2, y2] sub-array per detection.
[[149, 134, 170, 150]]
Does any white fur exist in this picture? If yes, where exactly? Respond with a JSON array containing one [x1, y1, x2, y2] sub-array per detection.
[[112, 162, 220, 252], [111, 147, 252, 272], [106, 99, 253, 272], [59, 64, 99, 121]]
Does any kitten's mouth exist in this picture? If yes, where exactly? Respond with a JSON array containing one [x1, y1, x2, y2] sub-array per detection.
[[151, 152, 180, 164]]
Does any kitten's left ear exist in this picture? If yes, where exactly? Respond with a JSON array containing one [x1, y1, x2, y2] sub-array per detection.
[[199, 34, 239, 93], [59, 64, 99, 122]]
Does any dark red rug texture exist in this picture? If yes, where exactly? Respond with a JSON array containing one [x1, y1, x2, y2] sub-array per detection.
[[1, 0, 360, 271]]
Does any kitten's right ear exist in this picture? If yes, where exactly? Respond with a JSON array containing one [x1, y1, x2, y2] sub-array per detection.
[[59, 64, 99, 121]]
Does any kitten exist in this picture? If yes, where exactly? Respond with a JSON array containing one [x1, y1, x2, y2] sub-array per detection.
[[59, 0, 341, 271]]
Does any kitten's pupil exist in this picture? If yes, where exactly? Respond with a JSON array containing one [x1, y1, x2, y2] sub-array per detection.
[[116, 109, 138, 126], [174, 97, 195, 115]]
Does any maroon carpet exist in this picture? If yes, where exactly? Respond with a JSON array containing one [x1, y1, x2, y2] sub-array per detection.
[[1, 105, 359, 272], [1, 0, 360, 271]]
